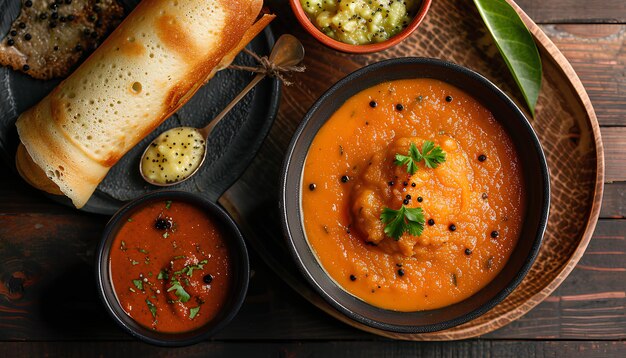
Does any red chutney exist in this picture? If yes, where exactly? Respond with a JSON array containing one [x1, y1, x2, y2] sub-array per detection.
[[110, 200, 231, 333]]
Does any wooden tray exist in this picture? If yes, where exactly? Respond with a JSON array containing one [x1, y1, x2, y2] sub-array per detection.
[[219, 0, 604, 340]]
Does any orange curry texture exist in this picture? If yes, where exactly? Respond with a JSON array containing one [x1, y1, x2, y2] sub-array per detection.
[[110, 200, 231, 333], [301, 79, 525, 311]]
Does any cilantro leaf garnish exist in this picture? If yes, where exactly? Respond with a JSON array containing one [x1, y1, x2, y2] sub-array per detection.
[[189, 306, 200, 319], [394, 141, 446, 174], [132, 279, 143, 291], [380, 205, 425, 240], [167, 280, 191, 303], [420, 141, 446, 169], [146, 299, 157, 318], [157, 270, 168, 280], [180, 259, 208, 277], [394, 143, 422, 175]]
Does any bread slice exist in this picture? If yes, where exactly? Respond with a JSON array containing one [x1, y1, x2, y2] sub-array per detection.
[[0, 0, 123, 80]]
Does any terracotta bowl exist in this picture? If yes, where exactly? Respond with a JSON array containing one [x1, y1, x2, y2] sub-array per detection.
[[280, 58, 550, 333], [289, 0, 433, 53]]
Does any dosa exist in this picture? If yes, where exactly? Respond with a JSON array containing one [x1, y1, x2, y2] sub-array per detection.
[[15, 0, 272, 208]]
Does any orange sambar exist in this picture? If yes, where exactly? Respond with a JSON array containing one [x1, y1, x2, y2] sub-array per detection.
[[301, 79, 525, 311]]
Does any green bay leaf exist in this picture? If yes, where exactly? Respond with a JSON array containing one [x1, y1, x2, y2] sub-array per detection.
[[474, 0, 542, 116]]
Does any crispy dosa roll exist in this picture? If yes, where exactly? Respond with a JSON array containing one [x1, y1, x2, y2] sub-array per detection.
[[16, 0, 272, 208]]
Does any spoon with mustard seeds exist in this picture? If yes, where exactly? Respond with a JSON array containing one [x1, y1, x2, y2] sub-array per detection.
[[139, 35, 305, 186]]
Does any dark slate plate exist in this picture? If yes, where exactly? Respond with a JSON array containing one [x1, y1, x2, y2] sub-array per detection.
[[0, 0, 280, 215]]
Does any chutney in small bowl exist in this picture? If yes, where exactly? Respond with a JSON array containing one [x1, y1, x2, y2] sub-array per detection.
[[96, 191, 249, 346]]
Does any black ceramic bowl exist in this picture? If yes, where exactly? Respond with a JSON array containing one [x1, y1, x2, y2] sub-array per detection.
[[96, 191, 249, 346], [280, 57, 550, 333]]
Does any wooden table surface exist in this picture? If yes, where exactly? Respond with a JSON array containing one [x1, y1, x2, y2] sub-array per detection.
[[1, 0, 624, 356]]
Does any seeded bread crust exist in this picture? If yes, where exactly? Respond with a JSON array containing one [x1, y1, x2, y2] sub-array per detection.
[[0, 0, 123, 80]]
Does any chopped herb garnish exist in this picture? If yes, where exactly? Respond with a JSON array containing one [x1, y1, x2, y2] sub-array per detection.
[[167, 281, 191, 303], [176, 259, 209, 277], [132, 279, 143, 291], [165, 201, 172, 209], [420, 141, 447, 169], [157, 270, 168, 280], [173, 255, 187, 260], [163, 232, 170, 239], [146, 299, 157, 318], [130, 259, 139, 265], [189, 306, 200, 319], [380, 205, 425, 240], [120, 240, 127, 251], [127, 218, 133, 222], [395, 143, 421, 175], [394, 141, 446, 175], [137, 248, 148, 254]]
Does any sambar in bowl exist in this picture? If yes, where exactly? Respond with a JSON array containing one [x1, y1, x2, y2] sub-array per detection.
[[280, 57, 549, 333]]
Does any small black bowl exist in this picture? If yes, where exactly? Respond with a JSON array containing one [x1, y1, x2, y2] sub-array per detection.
[[95, 190, 249, 346], [280, 57, 550, 333]]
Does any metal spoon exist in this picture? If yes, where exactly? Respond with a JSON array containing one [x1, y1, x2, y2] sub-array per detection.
[[140, 35, 305, 186]]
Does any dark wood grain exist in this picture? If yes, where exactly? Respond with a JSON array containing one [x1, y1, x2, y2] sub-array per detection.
[[0, 209, 622, 340], [603, 127, 626, 182], [542, 24, 626, 127], [0, 0, 623, 353], [601, 182, 625, 219], [0, 341, 624, 357], [517, 0, 626, 23]]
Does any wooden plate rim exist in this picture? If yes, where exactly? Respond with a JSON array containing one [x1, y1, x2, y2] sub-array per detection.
[[221, 0, 605, 340]]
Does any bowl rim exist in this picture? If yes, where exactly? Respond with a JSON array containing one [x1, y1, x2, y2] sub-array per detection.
[[95, 190, 250, 346], [289, 0, 433, 54], [279, 57, 550, 333]]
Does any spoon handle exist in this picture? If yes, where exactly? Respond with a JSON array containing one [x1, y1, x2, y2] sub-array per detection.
[[198, 73, 266, 138]]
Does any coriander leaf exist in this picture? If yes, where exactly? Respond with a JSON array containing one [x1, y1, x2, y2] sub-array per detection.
[[473, 0, 542, 116], [380, 205, 425, 240], [146, 299, 157, 318], [167, 281, 191, 303], [165, 201, 172, 209], [421, 141, 446, 169], [184, 259, 208, 277], [157, 270, 168, 280], [132, 279, 143, 291], [404, 206, 425, 237], [394, 141, 445, 174], [381, 206, 408, 240], [163, 232, 169, 239], [394, 143, 421, 175], [189, 306, 200, 319]]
